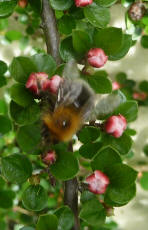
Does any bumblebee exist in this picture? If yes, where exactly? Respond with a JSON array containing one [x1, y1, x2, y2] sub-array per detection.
[[41, 61, 95, 143]]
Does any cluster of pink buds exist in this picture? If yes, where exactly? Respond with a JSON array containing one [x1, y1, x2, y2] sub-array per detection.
[[42, 151, 56, 165], [87, 48, 108, 68], [86, 170, 110, 194], [105, 115, 127, 138], [26, 73, 62, 95], [112, 81, 121, 91], [75, 0, 93, 7], [133, 92, 147, 101]]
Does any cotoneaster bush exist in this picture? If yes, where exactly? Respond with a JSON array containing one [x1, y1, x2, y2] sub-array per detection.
[[0, 0, 148, 230]]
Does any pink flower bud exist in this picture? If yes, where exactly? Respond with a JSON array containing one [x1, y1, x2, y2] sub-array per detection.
[[43, 151, 56, 165], [48, 75, 63, 94], [86, 170, 110, 194], [112, 81, 121, 91], [87, 48, 108, 68], [105, 115, 127, 138], [133, 92, 147, 101], [75, 0, 93, 7], [26, 72, 49, 94], [18, 0, 28, 8]]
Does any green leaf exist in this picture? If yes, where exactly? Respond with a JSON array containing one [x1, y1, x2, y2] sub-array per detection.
[[91, 146, 122, 172], [105, 163, 137, 188], [20, 227, 35, 230], [143, 144, 148, 157], [50, 150, 79, 181], [0, 76, 7, 87], [104, 194, 128, 207], [79, 198, 106, 227], [1, 154, 32, 184], [36, 214, 58, 230], [140, 172, 148, 190], [139, 80, 148, 93], [0, 0, 17, 18], [125, 128, 136, 136], [0, 60, 7, 75], [101, 133, 133, 155], [55, 206, 74, 230], [95, 0, 117, 7], [59, 36, 79, 62], [141, 35, 148, 48], [72, 30, 92, 54], [58, 15, 75, 35], [84, 3, 110, 28], [0, 190, 15, 209], [22, 185, 48, 211], [0, 99, 8, 115], [86, 72, 112, 94], [114, 100, 138, 122], [78, 126, 100, 144], [10, 100, 40, 126], [16, 124, 41, 154], [0, 176, 5, 188], [80, 191, 96, 204], [10, 83, 34, 107], [28, 0, 42, 13], [106, 183, 136, 205], [94, 27, 123, 55], [79, 142, 102, 159], [50, 0, 73, 10], [115, 72, 127, 84], [109, 34, 132, 61], [10, 56, 37, 84], [95, 90, 126, 119], [31, 53, 56, 77], [0, 18, 8, 30], [0, 115, 12, 134], [5, 30, 22, 41]]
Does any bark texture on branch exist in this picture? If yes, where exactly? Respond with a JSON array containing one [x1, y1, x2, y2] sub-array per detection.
[[64, 143, 80, 230], [41, 0, 61, 65], [64, 178, 80, 230]]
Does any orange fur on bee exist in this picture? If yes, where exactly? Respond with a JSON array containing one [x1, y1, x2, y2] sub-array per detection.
[[42, 105, 82, 142]]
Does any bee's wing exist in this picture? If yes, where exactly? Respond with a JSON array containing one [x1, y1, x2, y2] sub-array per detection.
[[57, 79, 83, 106], [63, 59, 80, 79], [94, 91, 126, 119]]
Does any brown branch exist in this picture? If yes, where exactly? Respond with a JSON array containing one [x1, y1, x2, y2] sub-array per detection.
[[41, 0, 61, 65], [64, 143, 80, 230]]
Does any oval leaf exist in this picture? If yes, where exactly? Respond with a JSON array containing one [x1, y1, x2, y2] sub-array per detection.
[[91, 146, 122, 172], [78, 126, 100, 144], [0, 0, 17, 18], [22, 185, 48, 211], [16, 124, 41, 154], [84, 3, 110, 28], [1, 154, 32, 184], [10, 100, 40, 126], [36, 214, 58, 230], [10, 83, 34, 107], [94, 27, 123, 55], [0, 115, 12, 134], [50, 151, 79, 181], [50, 0, 73, 10], [79, 198, 106, 227]]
